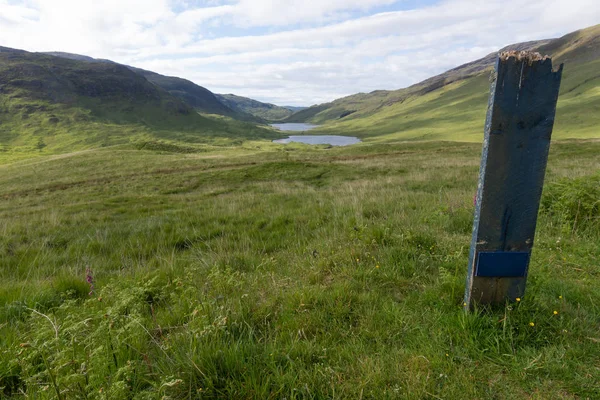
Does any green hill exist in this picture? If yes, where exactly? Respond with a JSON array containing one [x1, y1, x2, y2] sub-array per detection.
[[129, 68, 261, 122], [215, 93, 293, 122], [288, 24, 600, 142], [0, 49, 277, 159], [43, 52, 260, 122]]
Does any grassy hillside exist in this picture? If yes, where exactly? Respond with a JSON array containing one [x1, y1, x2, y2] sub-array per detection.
[[43, 51, 259, 122], [0, 50, 279, 161], [0, 140, 599, 398], [216, 93, 293, 122], [130, 68, 261, 122], [289, 24, 600, 142]]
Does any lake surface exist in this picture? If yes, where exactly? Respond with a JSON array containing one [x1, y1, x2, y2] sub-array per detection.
[[273, 135, 361, 146], [270, 123, 319, 131]]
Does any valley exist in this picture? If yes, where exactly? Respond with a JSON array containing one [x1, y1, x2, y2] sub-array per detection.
[[0, 21, 599, 399]]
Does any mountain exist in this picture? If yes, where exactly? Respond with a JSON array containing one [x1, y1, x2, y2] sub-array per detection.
[[282, 39, 551, 125], [42, 51, 260, 122], [129, 67, 250, 119], [283, 106, 307, 112], [287, 24, 600, 142], [215, 93, 293, 122], [0, 48, 277, 156]]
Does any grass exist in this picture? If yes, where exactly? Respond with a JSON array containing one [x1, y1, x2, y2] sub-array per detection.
[[0, 90, 281, 163], [0, 50, 281, 161], [1, 139, 599, 398]]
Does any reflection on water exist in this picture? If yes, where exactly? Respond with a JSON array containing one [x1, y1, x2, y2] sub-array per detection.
[[273, 135, 361, 146], [271, 123, 319, 131]]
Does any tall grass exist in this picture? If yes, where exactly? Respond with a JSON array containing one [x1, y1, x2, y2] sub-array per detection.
[[0, 140, 599, 398]]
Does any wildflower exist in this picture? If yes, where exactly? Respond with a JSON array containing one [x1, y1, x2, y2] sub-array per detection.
[[463, 302, 467, 307], [559, 295, 563, 299], [376, 265, 380, 269], [553, 311, 558, 315], [445, 353, 449, 357], [86, 266, 94, 296], [516, 297, 521, 302], [356, 258, 359, 262], [529, 322, 535, 327]]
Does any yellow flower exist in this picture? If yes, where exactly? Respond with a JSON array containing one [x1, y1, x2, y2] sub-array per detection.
[[553, 311, 558, 315], [529, 322, 535, 327], [375, 265, 380, 269], [356, 258, 359, 262], [516, 297, 521, 302], [463, 302, 467, 307], [559, 295, 563, 299]]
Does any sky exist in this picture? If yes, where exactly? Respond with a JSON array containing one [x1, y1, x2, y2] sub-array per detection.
[[1, 0, 599, 106]]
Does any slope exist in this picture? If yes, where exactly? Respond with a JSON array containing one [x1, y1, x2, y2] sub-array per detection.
[[128, 67, 250, 119], [291, 24, 600, 142], [216, 93, 293, 122], [0, 49, 277, 158], [44, 51, 259, 122]]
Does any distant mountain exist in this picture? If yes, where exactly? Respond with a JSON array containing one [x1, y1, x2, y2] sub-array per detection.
[[44, 51, 114, 64], [0, 49, 277, 154], [283, 38, 551, 125], [0, 46, 26, 54], [42, 51, 259, 122], [283, 106, 307, 112], [215, 93, 293, 122], [287, 24, 600, 141], [129, 67, 256, 120]]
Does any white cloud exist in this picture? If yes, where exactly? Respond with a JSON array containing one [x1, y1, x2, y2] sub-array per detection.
[[0, 0, 599, 105], [231, 0, 397, 26]]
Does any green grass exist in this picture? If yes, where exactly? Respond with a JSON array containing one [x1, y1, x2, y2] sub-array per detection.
[[0, 50, 281, 161], [1, 139, 599, 398]]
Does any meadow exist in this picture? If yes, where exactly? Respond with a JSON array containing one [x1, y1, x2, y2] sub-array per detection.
[[0, 139, 599, 399]]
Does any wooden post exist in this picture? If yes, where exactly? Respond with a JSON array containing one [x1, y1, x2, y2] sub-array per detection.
[[464, 51, 563, 307]]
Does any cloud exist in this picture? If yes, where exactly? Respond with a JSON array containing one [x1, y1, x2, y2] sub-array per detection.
[[0, 0, 599, 105], [231, 0, 398, 26]]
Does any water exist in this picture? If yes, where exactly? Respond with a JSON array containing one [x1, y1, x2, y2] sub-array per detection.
[[273, 135, 361, 146], [271, 123, 319, 131], [271, 123, 361, 146]]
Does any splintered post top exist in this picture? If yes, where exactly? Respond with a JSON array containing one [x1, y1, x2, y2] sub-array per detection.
[[499, 50, 550, 64]]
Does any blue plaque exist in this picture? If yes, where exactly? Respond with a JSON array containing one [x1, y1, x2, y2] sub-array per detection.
[[475, 252, 530, 277]]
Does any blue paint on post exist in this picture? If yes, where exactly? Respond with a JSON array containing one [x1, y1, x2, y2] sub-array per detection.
[[464, 52, 563, 306], [475, 252, 530, 277]]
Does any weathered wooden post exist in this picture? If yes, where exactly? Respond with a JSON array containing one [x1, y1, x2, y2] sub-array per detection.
[[464, 51, 563, 307]]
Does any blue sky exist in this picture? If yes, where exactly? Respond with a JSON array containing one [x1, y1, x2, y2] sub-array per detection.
[[1, 0, 598, 105]]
